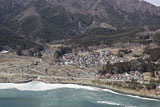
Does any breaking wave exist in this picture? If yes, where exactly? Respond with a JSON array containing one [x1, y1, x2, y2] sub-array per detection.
[[0, 81, 100, 91], [102, 89, 160, 101], [0, 81, 159, 101], [97, 101, 121, 106]]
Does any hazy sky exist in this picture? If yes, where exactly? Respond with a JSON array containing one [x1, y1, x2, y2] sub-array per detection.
[[144, 0, 160, 6]]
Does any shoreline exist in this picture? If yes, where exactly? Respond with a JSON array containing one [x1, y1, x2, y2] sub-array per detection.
[[59, 82, 160, 101], [81, 83, 160, 101], [1, 79, 160, 101]]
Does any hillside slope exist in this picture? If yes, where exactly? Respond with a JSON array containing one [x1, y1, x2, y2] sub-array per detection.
[[0, 0, 160, 42]]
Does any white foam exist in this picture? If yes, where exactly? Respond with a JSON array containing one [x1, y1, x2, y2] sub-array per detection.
[[0, 81, 100, 91], [123, 94, 160, 101], [125, 106, 137, 107], [102, 89, 121, 95], [97, 101, 121, 105], [102, 89, 160, 101], [0, 81, 159, 101]]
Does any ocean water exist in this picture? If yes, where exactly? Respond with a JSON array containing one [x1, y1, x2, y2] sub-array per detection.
[[0, 81, 160, 107]]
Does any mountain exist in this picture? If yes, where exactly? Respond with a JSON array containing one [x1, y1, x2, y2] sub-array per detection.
[[0, 0, 160, 43], [0, 24, 36, 49]]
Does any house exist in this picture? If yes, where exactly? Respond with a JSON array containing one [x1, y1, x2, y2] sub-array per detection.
[[143, 72, 152, 81], [156, 84, 160, 94], [106, 73, 111, 78], [111, 74, 119, 80], [155, 71, 160, 78], [157, 84, 160, 88], [0, 50, 9, 54]]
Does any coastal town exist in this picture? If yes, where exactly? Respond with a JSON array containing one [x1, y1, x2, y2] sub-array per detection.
[[0, 41, 160, 97], [58, 45, 158, 82], [0, 44, 159, 80], [1, 0, 160, 106]]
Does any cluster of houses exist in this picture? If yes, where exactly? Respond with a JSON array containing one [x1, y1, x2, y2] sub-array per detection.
[[60, 50, 126, 68], [104, 71, 144, 81]]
